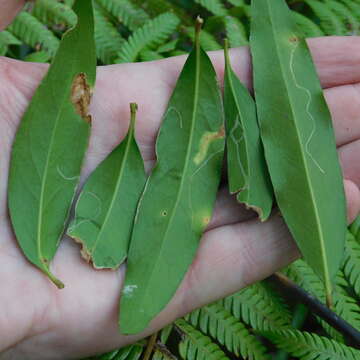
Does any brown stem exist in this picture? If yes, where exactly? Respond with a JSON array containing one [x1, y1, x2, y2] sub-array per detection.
[[142, 332, 158, 360]]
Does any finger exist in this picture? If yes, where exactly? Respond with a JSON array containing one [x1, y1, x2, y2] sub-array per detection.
[[0, 0, 25, 30], [344, 179, 360, 223], [325, 83, 360, 147], [207, 187, 257, 230], [339, 139, 360, 189], [162, 37, 360, 95]]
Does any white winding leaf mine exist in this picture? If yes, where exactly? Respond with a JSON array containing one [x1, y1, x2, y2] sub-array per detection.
[[71, 72, 92, 123], [289, 36, 325, 174]]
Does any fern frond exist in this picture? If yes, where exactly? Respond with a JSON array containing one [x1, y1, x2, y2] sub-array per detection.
[[184, 27, 221, 51], [153, 342, 177, 360], [292, 11, 324, 37], [157, 39, 179, 53], [153, 350, 173, 360], [334, 271, 360, 330], [96, 0, 149, 31], [110, 344, 143, 360], [94, 4, 124, 64], [116, 12, 180, 63], [7, 11, 60, 56], [285, 260, 360, 342], [31, 0, 76, 28], [266, 329, 360, 360], [195, 0, 228, 16], [131, 0, 190, 24], [63, 0, 75, 7], [343, 232, 360, 298], [223, 15, 248, 47], [222, 281, 291, 331], [0, 30, 21, 56], [186, 302, 269, 360], [139, 49, 164, 61], [284, 260, 324, 299], [227, 0, 245, 6], [350, 215, 360, 240], [339, 0, 360, 23], [24, 50, 51, 63], [325, 0, 359, 34], [175, 319, 229, 360], [160, 325, 173, 344], [304, 0, 348, 35]]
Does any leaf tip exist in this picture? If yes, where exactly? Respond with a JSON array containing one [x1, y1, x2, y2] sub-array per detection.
[[195, 15, 203, 41]]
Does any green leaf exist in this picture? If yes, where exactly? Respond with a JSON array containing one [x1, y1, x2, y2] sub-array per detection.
[[265, 329, 360, 360], [223, 40, 272, 220], [116, 12, 180, 63], [8, 0, 96, 288], [250, 0, 347, 302], [186, 302, 270, 359], [176, 319, 230, 360], [119, 21, 225, 334], [67, 103, 146, 269]]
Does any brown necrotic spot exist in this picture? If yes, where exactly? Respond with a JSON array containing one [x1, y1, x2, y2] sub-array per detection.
[[194, 126, 225, 165], [71, 72, 91, 123], [289, 36, 299, 43]]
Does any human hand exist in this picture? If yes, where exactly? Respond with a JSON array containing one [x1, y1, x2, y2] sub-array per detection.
[[1, 7, 360, 359]]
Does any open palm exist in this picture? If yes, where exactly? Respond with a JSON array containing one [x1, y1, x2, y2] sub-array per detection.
[[1, 8, 360, 359]]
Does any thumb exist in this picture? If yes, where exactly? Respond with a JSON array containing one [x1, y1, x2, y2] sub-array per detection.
[[0, 0, 26, 31]]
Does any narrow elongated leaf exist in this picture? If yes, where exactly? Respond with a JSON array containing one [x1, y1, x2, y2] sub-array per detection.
[[67, 103, 146, 269], [223, 40, 273, 220], [8, 0, 96, 287], [250, 0, 346, 302], [119, 20, 225, 334]]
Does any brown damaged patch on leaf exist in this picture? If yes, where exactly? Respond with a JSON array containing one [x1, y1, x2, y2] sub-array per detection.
[[71, 72, 92, 123], [194, 125, 225, 165], [72, 236, 92, 263], [71, 236, 122, 271]]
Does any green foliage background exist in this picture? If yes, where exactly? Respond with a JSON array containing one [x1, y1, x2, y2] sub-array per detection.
[[1, 0, 360, 359]]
